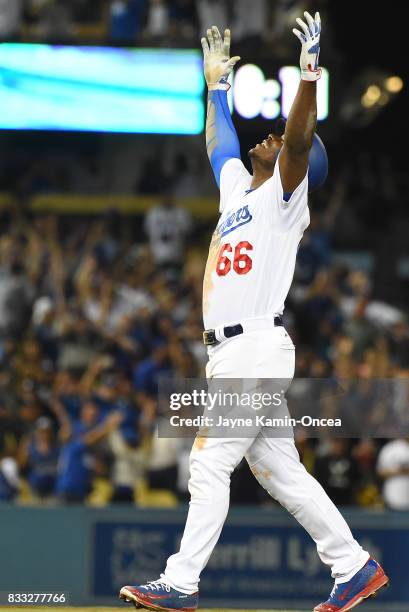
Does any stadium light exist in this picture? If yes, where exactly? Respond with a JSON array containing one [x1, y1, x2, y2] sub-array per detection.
[[341, 69, 403, 128], [361, 84, 381, 108], [385, 75, 403, 93]]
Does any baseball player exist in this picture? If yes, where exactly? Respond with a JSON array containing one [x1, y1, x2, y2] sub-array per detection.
[[120, 13, 389, 612]]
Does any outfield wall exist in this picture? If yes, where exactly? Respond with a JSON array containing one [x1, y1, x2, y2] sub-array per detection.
[[0, 505, 408, 610]]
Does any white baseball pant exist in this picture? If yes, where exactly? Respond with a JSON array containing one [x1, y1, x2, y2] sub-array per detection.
[[163, 322, 369, 593]]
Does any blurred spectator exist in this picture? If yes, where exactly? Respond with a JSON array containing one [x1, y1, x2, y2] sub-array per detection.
[[343, 298, 378, 361], [295, 269, 342, 348], [109, 0, 146, 43], [314, 439, 361, 505], [0, 0, 22, 39], [377, 438, 409, 511], [53, 399, 123, 502], [57, 314, 102, 371], [233, 0, 266, 44], [0, 455, 20, 501], [352, 439, 381, 507], [108, 372, 144, 500], [34, 0, 75, 41], [53, 370, 82, 421], [388, 321, 409, 370], [0, 262, 33, 339], [133, 340, 172, 398], [144, 194, 192, 269], [296, 177, 343, 284], [109, 425, 144, 502], [196, 0, 229, 36], [32, 297, 60, 365], [168, 0, 197, 40], [146, 435, 179, 494], [145, 0, 169, 40], [16, 389, 44, 437], [18, 417, 59, 500], [0, 434, 20, 502]]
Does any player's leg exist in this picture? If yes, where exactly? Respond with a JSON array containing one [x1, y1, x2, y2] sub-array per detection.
[[119, 434, 255, 610], [119, 326, 295, 608], [162, 433, 255, 593], [246, 433, 369, 581], [247, 433, 390, 611], [161, 331, 273, 593], [119, 433, 254, 609]]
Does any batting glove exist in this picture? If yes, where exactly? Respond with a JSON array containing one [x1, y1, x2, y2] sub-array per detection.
[[293, 11, 322, 82], [201, 26, 240, 91]]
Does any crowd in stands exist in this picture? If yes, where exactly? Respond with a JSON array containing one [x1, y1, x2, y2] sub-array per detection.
[[0, 0, 329, 49], [0, 172, 408, 510], [0, 0, 407, 513]]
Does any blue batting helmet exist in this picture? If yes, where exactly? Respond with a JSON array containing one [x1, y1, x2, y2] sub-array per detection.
[[308, 133, 328, 191]]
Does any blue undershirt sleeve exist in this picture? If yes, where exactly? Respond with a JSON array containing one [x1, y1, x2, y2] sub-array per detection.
[[207, 89, 241, 188]]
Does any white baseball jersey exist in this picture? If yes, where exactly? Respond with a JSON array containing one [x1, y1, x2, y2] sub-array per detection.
[[203, 158, 310, 329]]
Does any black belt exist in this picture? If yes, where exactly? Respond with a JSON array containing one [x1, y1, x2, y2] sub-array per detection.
[[203, 316, 283, 346]]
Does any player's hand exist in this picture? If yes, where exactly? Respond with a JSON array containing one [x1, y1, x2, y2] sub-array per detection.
[[201, 26, 240, 91], [293, 11, 322, 81]]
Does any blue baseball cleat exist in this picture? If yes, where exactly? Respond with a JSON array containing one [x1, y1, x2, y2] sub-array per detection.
[[314, 558, 389, 611], [119, 579, 198, 612]]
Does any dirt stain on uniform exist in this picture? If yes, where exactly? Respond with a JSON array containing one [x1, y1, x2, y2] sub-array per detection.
[[203, 231, 222, 317]]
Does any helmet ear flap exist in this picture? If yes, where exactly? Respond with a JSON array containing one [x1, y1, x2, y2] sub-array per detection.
[[273, 120, 328, 191]]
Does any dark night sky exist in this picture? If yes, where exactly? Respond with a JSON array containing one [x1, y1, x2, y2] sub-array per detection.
[[329, 1, 404, 73], [328, 1, 407, 147]]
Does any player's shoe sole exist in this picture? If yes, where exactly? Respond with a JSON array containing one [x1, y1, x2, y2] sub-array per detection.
[[119, 587, 142, 609], [119, 586, 197, 612], [313, 572, 390, 612]]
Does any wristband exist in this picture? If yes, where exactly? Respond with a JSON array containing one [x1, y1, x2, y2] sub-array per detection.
[[208, 82, 231, 91], [301, 67, 322, 82]]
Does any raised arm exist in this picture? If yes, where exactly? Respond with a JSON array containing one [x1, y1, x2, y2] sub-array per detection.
[[279, 11, 321, 193], [201, 26, 241, 188], [82, 411, 124, 447]]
